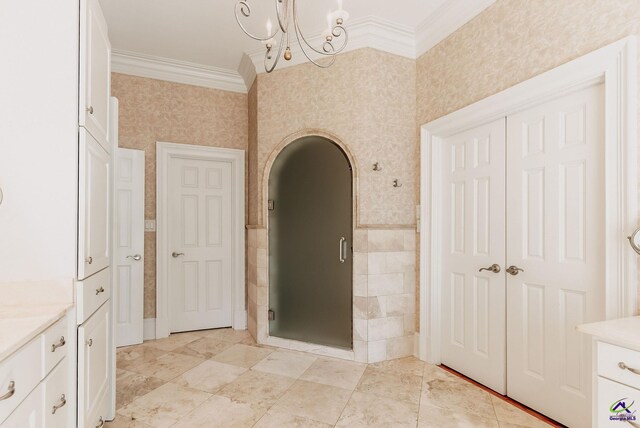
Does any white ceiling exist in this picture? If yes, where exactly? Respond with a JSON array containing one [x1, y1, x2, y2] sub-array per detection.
[[99, 0, 495, 91]]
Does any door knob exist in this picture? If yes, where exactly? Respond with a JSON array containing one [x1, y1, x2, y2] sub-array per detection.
[[506, 265, 524, 276], [172, 252, 185, 258], [127, 254, 142, 261], [478, 264, 501, 273]]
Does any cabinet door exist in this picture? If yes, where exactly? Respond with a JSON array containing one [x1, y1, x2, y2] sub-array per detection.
[[2, 384, 43, 428], [597, 376, 640, 427], [78, 302, 110, 428], [79, 0, 111, 150], [78, 129, 111, 280]]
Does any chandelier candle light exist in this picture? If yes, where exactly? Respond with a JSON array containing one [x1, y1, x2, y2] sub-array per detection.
[[235, 0, 349, 73]]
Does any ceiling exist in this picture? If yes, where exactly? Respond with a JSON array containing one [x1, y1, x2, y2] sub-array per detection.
[[99, 0, 495, 91]]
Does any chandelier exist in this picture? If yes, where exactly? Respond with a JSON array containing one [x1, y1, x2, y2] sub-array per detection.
[[235, 0, 349, 73]]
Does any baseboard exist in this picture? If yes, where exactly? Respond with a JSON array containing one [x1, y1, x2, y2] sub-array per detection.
[[233, 310, 247, 330], [143, 318, 156, 341]]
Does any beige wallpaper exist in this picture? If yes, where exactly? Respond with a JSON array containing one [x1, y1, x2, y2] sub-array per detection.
[[252, 48, 418, 227], [417, 0, 640, 125], [111, 73, 248, 318]]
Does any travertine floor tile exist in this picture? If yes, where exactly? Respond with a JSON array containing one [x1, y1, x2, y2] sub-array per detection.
[[299, 357, 366, 390], [270, 379, 352, 425], [143, 332, 201, 351], [492, 396, 551, 428], [118, 383, 211, 428], [356, 365, 423, 405], [371, 356, 425, 376], [254, 410, 333, 428], [116, 345, 166, 371], [115, 371, 165, 409], [336, 391, 419, 428], [211, 343, 273, 368], [217, 369, 295, 408], [105, 415, 154, 427], [421, 371, 496, 420], [172, 336, 236, 359], [194, 327, 251, 343], [172, 395, 268, 428], [418, 402, 499, 427], [172, 359, 246, 393], [252, 350, 317, 378], [130, 352, 204, 381]]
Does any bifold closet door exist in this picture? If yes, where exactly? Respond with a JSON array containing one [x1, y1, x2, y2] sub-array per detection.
[[505, 82, 605, 428], [440, 118, 507, 394]]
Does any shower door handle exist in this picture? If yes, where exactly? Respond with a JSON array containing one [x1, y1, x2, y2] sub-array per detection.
[[339, 237, 346, 263]]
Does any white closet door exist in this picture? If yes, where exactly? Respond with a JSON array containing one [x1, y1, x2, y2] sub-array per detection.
[[506, 83, 605, 428], [168, 157, 233, 332], [114, 148, 145, 347], [441, 118, 507, 393]]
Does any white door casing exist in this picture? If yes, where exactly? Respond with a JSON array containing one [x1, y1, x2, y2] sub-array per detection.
[[168, 157, 233, 332], [113, 148, 145, 347], [156, 142, 246, 339], [440, 118, 507, 393], [505, 83, 605, 427]]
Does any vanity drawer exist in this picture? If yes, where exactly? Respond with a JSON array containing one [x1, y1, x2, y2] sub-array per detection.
[[76, 267, 110, 324], [597, 376, 640, 427], [598, 341, 640, 390], [42, 317, 68, 377], [0, 337, 43, 424], [43, 360, 68, 428]]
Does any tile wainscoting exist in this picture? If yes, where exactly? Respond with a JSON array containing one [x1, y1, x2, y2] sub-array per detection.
[[247, 226, 417, 363]]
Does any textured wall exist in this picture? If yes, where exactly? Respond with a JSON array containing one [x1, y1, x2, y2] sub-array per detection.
[[111, 73, 248, 318], [253, 48, 418, 227], [417, 0, 640, 125]]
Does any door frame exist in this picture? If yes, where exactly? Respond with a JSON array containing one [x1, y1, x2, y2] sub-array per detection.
[[419, 36, 638, 363], [156, 142, 246, 339]]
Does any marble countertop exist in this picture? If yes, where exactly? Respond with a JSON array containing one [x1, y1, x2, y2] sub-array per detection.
[[0, 279, 74, 362], [577, 316, 640, 349]]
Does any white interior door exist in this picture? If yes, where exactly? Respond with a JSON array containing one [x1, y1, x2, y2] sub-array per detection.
[[505, 83, 605, 427], [168, 156, 233, 332], [113, 148, 145, 347], [440, 118, 507, 394]]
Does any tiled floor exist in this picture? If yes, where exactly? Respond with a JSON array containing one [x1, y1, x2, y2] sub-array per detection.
[[107, 329, 554, 428]]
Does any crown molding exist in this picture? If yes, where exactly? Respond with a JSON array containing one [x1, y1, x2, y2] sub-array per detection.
[[238, 53, 257, 89], [415, 0, 496, 58], [112, 50, 247, 93], [247, 16, 416, 73]]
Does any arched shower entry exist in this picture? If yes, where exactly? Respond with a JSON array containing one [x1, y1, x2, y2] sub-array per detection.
[[267, 135, 353, 349]]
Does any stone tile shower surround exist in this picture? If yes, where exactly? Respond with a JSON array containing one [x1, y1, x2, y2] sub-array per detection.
[[247, 227, 417, 363]]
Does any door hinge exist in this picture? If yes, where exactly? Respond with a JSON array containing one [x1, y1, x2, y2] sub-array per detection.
[[268, 309, 275, 321], [268, 200, 275, 211]]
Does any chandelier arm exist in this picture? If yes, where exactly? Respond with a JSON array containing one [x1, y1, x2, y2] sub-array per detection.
[[275, 0, 288, 33], [265, 31, 286, 73], [235, 1, 281, 42], [291, 0, 333, 57], [329, 25, 349, 54], [293, 23, 336, 68]]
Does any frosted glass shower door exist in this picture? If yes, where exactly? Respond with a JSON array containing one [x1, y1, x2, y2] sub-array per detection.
[[268, 136, 353, 349]]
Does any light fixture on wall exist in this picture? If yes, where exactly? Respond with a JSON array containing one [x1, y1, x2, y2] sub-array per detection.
[[235, 0, 349, 73]]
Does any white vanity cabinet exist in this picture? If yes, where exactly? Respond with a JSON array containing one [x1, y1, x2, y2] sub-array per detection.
[[78, 129, 111, 281], [578, 317, 640, 427], [78, 302, 110, 428], [0, 314, 74, 428], [79, 0, 111, 151]]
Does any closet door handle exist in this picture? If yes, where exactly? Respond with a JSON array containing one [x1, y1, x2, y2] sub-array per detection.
[[0, 381, 15, 401], [479, 264, 501, 273], [51, 336, 66, 352], [338, 237, 346, 263]]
